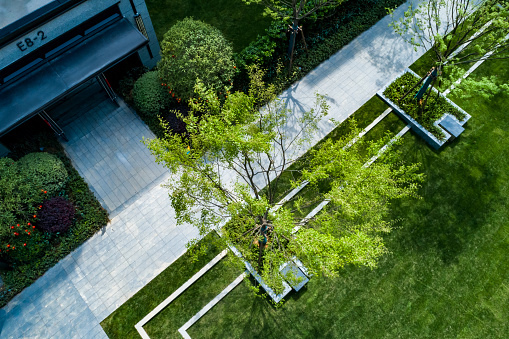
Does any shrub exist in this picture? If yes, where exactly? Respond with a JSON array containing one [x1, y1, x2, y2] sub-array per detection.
[[37, 197, 75, 233], [17, 152, 68, 196], [5, 229, 49, 264], [158, 18, 236, 101], [133, 71, 172, 116], [0, 131, 109, 307]]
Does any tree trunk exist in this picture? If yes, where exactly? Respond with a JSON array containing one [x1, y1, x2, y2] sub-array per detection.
[[288, 20, 299, 76], [300, 26, 308, 53]]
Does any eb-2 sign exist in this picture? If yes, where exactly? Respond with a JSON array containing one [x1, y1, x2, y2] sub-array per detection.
[[17, 31, 48, 52]]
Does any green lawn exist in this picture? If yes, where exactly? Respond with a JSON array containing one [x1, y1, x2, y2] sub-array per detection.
[[101, 28, 509, 339], [186, 57, 509, 338], [145, 0, 272, 52], [100, 233, 227, 338]]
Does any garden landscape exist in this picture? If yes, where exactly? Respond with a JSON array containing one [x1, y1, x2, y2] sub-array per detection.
[[1, 0, 509, 338]]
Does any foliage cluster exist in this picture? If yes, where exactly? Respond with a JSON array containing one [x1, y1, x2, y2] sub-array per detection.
[[146, 67, 423, 293], [0, 132, 108, 308], [37, 197, 76, 233], [233, 0, 406, 91], [383, 72, 466, 140], [132, 71, 172, 117], [158, 18, 236, 102], [17, 152, 68, 196]]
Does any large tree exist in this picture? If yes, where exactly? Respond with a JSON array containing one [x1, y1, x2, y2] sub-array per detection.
[[145, 67, 423, 293], [390, 0, 509, 112], [243, 0, 346, 73]]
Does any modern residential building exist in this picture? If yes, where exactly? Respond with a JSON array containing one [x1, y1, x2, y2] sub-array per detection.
[[0, 0, 160, 153]]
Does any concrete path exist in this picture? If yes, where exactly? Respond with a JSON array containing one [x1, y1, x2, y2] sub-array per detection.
[[53, 81, 168, 216], [0, 1, 424, 338]]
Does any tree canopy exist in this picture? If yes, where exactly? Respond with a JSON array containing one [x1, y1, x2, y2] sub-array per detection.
[[145, 67, 423, 294], [390, 0, 509, 109]]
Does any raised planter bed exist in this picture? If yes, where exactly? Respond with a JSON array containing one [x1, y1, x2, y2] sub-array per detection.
[[377, 68, 471, 150]]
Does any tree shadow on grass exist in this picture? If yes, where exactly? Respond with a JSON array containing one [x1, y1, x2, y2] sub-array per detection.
[[389, 129, 500, 265]]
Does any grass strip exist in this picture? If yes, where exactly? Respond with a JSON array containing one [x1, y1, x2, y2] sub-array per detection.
[[144, 256, 240, 338], [100, 233, 223, 338]]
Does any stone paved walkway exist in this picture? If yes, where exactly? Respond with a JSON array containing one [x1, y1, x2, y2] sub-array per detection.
[[1, 1, 425, 338], [53, 81, 168, 216]]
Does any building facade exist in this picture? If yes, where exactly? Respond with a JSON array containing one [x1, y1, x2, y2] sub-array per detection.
[[0, 0, 160, 153]]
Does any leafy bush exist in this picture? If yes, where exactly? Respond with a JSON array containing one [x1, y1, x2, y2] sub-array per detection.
[[5, 230, 49, 264], [158, 18, 236, 101], [0, 157, 47, 264], [17, 152, 68, 196], [37, 197, 75, 233], [133, 71, 172, 116]]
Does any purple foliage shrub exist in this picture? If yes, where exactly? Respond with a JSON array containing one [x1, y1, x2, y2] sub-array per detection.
[[37, 197, 75, 233]]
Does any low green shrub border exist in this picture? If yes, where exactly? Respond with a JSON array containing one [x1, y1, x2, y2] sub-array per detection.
[[0, 132, 109, 308], [383, 72, 466, 140], [233, 0, 407, 92]]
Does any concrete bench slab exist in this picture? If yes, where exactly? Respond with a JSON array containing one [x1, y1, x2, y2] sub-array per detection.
[[280, 262, 309, 292], [439, 114, 465, 138]]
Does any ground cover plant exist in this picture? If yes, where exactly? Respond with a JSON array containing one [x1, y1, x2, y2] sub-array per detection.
[[0, 129, 108, 307]]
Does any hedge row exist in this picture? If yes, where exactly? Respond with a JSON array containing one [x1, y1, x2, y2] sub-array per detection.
[[233, 0, 408, 92], [0, 132, 109, 308]]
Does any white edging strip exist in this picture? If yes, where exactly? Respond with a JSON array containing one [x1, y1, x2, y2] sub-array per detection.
[[178, 272, 248, 339], [271, 180, 309, 212], [345, 107, 393, 149], [292, 199, 331, 234], [134, 249, 228, 339], [363, 125, 411, 168]]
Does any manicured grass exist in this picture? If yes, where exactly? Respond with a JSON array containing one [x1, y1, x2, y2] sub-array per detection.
[[145, 0, 272, 52], [100, 233, 224, 338], [184, 55, 509, 338], [102, 30, 509, 339], [145, 257, 240, 338]]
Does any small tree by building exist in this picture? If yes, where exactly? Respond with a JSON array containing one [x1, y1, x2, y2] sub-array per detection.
[[390, 0, 509, 112], [145, 67, 423, 293], [158, 18, 236, 102], [242, 0, 346, 73]]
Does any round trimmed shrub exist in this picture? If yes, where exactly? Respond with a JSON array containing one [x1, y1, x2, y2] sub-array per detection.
[[37, 197, 75, 233], [158, 18, 236, 101], [17, 152, 68, 196], [133, 70, 172, 116]]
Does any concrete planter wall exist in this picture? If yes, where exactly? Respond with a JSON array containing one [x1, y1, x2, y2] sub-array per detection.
[[377, 68, 471, 150]]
